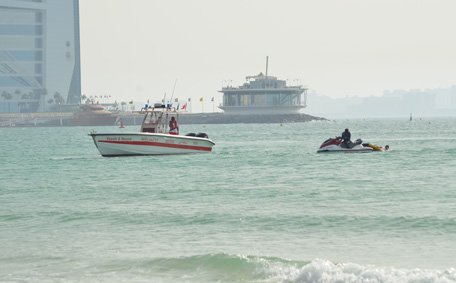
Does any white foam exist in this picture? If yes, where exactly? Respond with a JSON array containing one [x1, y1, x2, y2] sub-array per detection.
[[260, 259, 456, 283]]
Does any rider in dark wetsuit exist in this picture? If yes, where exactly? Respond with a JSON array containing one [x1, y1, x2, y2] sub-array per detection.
[[341, 128, 351, 148]]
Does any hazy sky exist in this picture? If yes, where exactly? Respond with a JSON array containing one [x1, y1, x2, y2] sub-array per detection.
[[79, 0, 456, 109]]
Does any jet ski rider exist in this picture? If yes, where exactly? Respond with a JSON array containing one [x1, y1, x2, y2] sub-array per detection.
[[341, 128, 352, 148]]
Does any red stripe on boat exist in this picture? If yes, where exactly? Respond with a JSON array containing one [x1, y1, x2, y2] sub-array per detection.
[[98, 140, 212, 151]]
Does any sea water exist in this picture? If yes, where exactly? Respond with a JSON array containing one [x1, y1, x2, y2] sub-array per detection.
[[0, 118, 456, 282]]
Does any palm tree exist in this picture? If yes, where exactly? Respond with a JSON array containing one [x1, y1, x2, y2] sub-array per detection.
[[120, 101, 127, 111], [1, 91, 12, 100], [81, 94, 87, 104], [129, 100, 134, 111], [53, 92, 65, 105], [53, 92, 65, 112], [1, 91, 13, 112]]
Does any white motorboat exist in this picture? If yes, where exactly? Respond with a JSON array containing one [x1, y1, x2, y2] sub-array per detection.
[[317, 137, 373, 153], [89, 104, 215, 156]]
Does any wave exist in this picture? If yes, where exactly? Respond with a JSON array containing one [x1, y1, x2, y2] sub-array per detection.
[[113, 253, 456, 283], [48, 155, 99, 161], [48, 211, 456, 235]]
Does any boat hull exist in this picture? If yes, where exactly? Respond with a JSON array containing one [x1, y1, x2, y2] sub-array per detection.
[[90, 133, 215, 156], [317, 137, 374, 153], [317, 145, 373, 153]]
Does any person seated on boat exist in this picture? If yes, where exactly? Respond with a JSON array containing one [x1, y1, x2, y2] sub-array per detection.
[[341, 128, 352, 148], [168, 116, 179, 135]]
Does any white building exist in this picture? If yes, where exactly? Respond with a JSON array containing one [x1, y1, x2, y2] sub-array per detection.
[[219, 57, 308, 115], [0, 0, 81, 113]]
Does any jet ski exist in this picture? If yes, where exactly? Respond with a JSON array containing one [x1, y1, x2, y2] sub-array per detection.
[[317, 137, 373, 153]]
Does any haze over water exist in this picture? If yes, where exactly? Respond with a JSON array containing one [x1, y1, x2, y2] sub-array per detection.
[[1, 118, 456, 282]]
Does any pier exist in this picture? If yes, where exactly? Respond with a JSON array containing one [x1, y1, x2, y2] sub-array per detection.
[[0, 112, 74, 127]]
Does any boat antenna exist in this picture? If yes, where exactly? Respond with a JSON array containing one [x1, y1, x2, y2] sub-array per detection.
[[169, 78, 178, 106], [265, 56, 269, 78]]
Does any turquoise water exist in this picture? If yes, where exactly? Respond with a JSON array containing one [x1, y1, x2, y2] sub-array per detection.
[[1, 118, 456, 282]]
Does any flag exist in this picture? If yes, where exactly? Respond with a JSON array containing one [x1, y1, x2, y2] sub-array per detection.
[[182, 103, 187, 110], [199, 97, 203, 102], [211, 97, 214, 102]]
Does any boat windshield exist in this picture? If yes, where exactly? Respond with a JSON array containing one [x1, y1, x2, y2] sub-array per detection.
[[141, 111, 164, 133]]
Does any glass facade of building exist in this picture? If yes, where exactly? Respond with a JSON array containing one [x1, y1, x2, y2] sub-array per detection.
[[0, 0, 81, 113]]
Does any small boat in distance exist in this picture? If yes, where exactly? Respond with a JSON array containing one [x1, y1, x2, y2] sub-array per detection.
[[71, 104, 118, 126], [89, 104, 215, 156]]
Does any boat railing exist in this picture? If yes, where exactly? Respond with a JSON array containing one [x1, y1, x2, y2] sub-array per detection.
[[136, 104, 183, 114]]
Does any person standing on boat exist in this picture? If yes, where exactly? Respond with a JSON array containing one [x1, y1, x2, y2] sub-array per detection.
[[169, 116, 179, 135], [341, 128, 351, 148]]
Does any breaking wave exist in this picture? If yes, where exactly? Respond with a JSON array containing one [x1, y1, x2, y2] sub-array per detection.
[[123, 253, 456, 283]]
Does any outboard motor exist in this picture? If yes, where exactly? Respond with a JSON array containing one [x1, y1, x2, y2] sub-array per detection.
[[196, 132, 209, 139]]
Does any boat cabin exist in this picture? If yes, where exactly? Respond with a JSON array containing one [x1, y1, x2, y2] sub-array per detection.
[[140, 103, 178, 134]]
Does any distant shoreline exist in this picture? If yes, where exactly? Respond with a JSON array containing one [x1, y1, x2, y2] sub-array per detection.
[[177, 113, 327, 124], [0, 112, 326, 127]]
